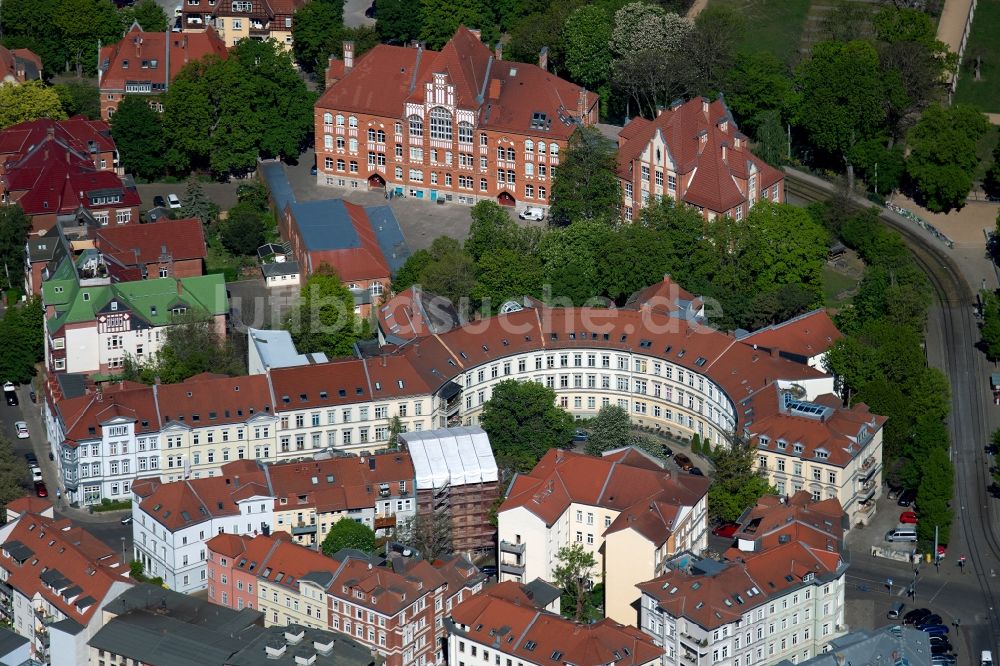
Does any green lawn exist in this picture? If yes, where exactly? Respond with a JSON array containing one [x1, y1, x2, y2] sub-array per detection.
[[974, 125, 999, 181], [954, 0, 1000, 112], [708, 0, 813, 65], [822, 262, 861, 309]]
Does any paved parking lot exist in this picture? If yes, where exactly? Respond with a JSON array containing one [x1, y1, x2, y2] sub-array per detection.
[[136, 180, 243, 213], [227, 280, 299, 331], [286, 152, 542, 252]]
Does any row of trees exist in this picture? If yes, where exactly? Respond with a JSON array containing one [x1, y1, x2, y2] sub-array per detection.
[[396, 196, 829, 332], [108, 39, 315, 179], [817, 200, 952, 541], [0, 0, 168, 77], [0, 298, 45, 384]]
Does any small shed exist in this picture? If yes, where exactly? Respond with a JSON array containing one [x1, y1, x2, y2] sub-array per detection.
[[828, 242, 847, 260]]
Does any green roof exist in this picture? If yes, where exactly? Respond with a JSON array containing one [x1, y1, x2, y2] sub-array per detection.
[[46, 274, 229, 334]]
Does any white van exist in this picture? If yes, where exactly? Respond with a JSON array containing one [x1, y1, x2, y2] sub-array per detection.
[[518, 206, 544, 221], [885, 527, 918, 542], [982, 651, 993, 666]]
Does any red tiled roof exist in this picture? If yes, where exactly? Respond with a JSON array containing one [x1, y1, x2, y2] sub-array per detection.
[[99, 26, 228, 93], [58, 383, 159, 444], [451, 585, 663, 666], [0, 513, 131, 625], [94, 217, 206, 268], [318, 27, 597, 138], [0, 117, 113, 167], [501, 448, 708, 533], [725, 492, 845, 558], [154, 373, 273, 428], [0, 46, 42, 83], [5, 495, 53, 519], [137, 460, 270, 531], [738, 310, 843, 360]]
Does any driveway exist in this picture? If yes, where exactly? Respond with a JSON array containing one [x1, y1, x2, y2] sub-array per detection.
[[286, 151, 543, 252], [227, 279, 300, 331], [136, 181, 243, 214]]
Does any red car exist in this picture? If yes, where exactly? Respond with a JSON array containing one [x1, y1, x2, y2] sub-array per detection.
[[34, 482, 47, 498], [712, 523, 740, 538], [899, 511, 918, 524]]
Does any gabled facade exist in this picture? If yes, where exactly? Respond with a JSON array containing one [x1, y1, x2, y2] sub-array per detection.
[[315, 28, 597, 208], [497, 447, 709, 625], [98, 25, 229, 120], [93, 217, 207, 281], [183, 0, 306, 50], [616, 97, 783, 222], [0, 117, 118, 178], [0, 46, 42, 84], [0, 512, 133, 666]]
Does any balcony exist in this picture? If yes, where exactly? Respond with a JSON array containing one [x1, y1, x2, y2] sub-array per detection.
[[291, 522, 317, 536], [499, 540, 525, 555], [374, 514, 396, 531], [498, 562, 525, 576], [859, 500, 876, 515], [861, 455, 876, 470], [859, 462, 881, 483]]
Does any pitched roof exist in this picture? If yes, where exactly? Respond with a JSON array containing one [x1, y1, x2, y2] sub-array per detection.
[[727, 492, 845, 558], [0, 513, 131, 626], [0, 45, 42, 82], [98, 26, 229, 93], [0, 117, 113, 166], [376, 286, 460, 343], [500, 448, 708, 531], [285, 199, 392, 281], [155, 373, 273, 428], [316, 45, 431, 117], [57, 383, 159, 443], [94, 217, 207, 270], [737, 309, 843, 361], [449, 585, 663, 666]]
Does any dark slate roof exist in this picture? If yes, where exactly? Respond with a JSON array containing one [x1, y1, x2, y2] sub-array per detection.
[[56, 373, 90, 400], [227, 625, 374, 666], [365, 205, 410, 275], [51, 616, 86, 636], [144, 206, 172, 223], [260, 161, 296, 213], [285, 199, 361, 251], [523, 578, 561, 609], [0, 627, 28, 656], [262, 261, 301, 278]]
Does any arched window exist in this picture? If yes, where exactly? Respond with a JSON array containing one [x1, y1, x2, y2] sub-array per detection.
[[394, 122, 402, 135], [525, 163, 534, 177], [551, 144, 559, 156], [538, 142, 547, 155], [429, 107, 452, 140], [506, 147, 515, 161], [458, 121, 473, 144], [349, 138, 358, 152], [323, 112, 332, 125], [335, 114, 344, 127], [348, 116, 358, 128], [323, 135, 332, 149], [367, 128, 376, 142], [409, 114, 423, 138], [524, 139, 534, 153]]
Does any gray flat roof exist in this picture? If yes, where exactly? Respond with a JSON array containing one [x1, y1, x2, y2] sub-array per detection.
[[261, 261, 301, 277], [286, 199, 361, 251], [227, 625, 373, 666], [248, 328, 328, 370], [0, 627, 28, 656]]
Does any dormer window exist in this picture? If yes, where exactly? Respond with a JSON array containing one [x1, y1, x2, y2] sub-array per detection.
[[793, 443, 804, 454], [758, 436, 770, 447], [776, 439, 786, 450], [122, 60, 129, 69]]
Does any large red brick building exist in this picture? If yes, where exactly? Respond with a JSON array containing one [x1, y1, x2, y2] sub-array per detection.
[[98, 24, 229, 120], [314, 27, 598, 209], [617, 97, 784, 222]]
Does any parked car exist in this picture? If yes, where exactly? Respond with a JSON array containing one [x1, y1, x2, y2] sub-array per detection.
[[904, 608, 932, 625], [674, 454, 693, 470], [364, 0, 376, 18], [917, 615, 943, 629], [689, 466, 704, 476], [479, 565, 497, 577], [886, 601, 905, 619], [897, 489, 917, 507], [928, 637, 951, 649], [518, 206, 544, 221], [921, 625, 950, 637], [983, 651, 994, 666], [30, 468, 42, 483], [931, 656, 957, 666], [931, 644, 953, 656], [153, 195, 166, 208], [14, 421, 28, 439], [167, 193, 182, 209], [712, 523, 739, 538], [120, 516, 133, 526], [899, 511, 918, 524], [28, 390, 36, 403], [310, 164, 318, 176], [24, 453, 37, 467], [572, 429, 589, 443], [661, 445, 674, 458], [34, 482, 47, 497], [4, 382, 17, 406]]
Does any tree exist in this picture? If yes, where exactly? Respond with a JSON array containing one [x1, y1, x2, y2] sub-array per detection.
[[548, 127, 620, 225], [471, 248, 544, 312], [708, 444, 776, 523], [505, 1, 583, 75], [53, 0, 122, 76], [178, 178, 217, 224], [121, 315, 245, 384], [849, 138, 905, 195], [54, 80, 101, 119], [387, 415, 403, 449], [905, 104, 988, 212], [610, 3, 690, 59], [0, 299, 44, 384], [419, 0, 496, 50], [0, 205, 32, 291], [795, 40, 887, 170], [376, 0, 424, 44], [285, 264, 372, 358], [984, 143, 1000, 199], [540, 220, 614, 305], [122, 0, 170, 31], [0, 81, 67, 129], [0, 441, 29, 513], [980, 291, 1000, 361], [562, 5, 612, 91], [219, 203, 267, 256], [683, 6, 743, 96], [110, 95, 165, 180], [480, 380, 574, 472], [394, 512, 452, 560], [292, 0, 344, 74], [750, 109, 788, 167], [0, 0, 66, 75], [916, 447, 953, 545], [392, 249, 433, 293], [466, 201, 523, 263], [584, 405, 639, 456], [552, 544, 598, 622], [321, 518, 377, 556], [724, 52, 795, 132], [416, 237, 476, 309]]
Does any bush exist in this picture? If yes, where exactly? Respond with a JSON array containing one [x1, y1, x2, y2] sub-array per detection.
[[93, 499, 132, 512]]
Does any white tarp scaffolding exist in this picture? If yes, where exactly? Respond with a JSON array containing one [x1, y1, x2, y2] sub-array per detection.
[[400, 426, 499, 490]]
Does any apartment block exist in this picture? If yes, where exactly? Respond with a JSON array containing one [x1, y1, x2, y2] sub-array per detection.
[[181, 0, 305, 50], [637, 494, 849, 666], [315, 28, 597, 208], [207, 534, 485, 666], [498, 447, 709, 625], [446, 582, 663, 666]]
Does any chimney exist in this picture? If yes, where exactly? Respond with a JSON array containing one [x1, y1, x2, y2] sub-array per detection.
[[702, 97, 709, 115], [468, 28, 482, 40], [176, 278, 183, 296], [721, 144, 727, 162], [538, 46, 548, 71], [494, 42, 503, 61], [343, 41, 354, 71], [577, 88, 588, 123]]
